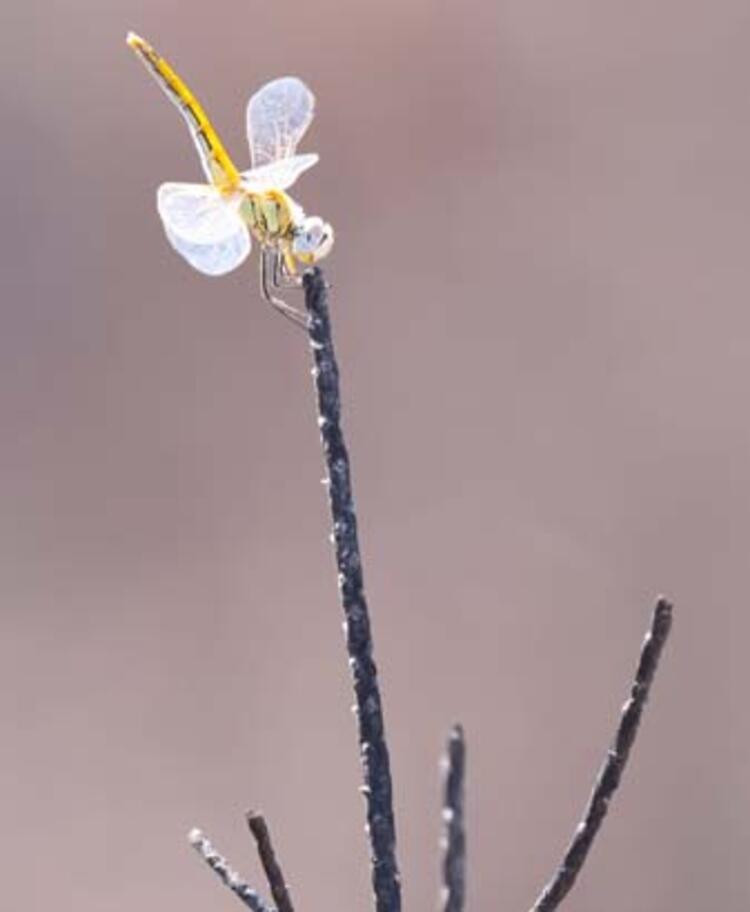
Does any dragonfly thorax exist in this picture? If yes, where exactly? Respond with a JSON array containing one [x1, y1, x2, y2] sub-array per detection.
[[240, 189, 333, 266], [240, 189, 298, 245]]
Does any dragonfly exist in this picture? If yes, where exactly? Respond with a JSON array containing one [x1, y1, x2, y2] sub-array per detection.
[[126, 32, 333, 326]]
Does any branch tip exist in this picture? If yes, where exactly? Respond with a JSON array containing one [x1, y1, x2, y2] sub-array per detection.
[[440, 723, 466, 912], [245, 811, 296, 912], [188, 827, 273, 912]]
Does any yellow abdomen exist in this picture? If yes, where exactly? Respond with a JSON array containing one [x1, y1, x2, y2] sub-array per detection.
[[127, 32, 240, 193]]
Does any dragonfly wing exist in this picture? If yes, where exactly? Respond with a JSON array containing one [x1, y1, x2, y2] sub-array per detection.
[[246, 77, 315, 168], [157, 182, 251, 276], [240, 153, 319, 192]]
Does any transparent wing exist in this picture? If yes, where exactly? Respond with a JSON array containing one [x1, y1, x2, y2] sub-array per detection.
[[157, 183, 251, 276], [240, 153, 319, 192], [246, 77, 315, 168]]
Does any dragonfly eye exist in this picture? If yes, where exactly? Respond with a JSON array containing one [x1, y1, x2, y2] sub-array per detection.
[[293, 216, 334, 261]]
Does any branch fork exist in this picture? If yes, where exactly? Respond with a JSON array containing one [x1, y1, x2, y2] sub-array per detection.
[[186, 269, 674, 912]]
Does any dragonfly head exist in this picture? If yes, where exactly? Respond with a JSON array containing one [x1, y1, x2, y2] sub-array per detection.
[[292, 216, 334, 265]]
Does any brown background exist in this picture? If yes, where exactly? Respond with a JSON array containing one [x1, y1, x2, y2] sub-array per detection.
[[2, 1, 747, 910]]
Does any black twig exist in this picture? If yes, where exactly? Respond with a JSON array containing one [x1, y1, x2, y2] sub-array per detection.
[[440, 724, 466, 912], [303, 267, 402, 912], [188, 828, 274, 912], [246, 811, 295, 912], [528, 597, 674, 912]]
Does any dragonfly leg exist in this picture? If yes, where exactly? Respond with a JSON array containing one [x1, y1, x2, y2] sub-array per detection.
[[272, 247, 303, 289], [259, 247, 308, 329]]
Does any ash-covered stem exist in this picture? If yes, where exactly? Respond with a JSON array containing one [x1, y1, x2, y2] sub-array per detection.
[[188, 828, 274, 912], [246, 811, 295, 912], [440, 724, 466, 912], [528, 598, 674, 912], [303, 268, 402, 912]]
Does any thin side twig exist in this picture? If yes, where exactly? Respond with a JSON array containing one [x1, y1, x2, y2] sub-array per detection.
[[303, 267, 402, 912], [528, 597, 674, 912], [188, 828, 274, 912], [440, 724, 466, 912], [246, 811, 295, 912]]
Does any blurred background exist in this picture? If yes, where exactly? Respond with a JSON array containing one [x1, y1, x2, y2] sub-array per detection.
[[2, 0, 747, 910]]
